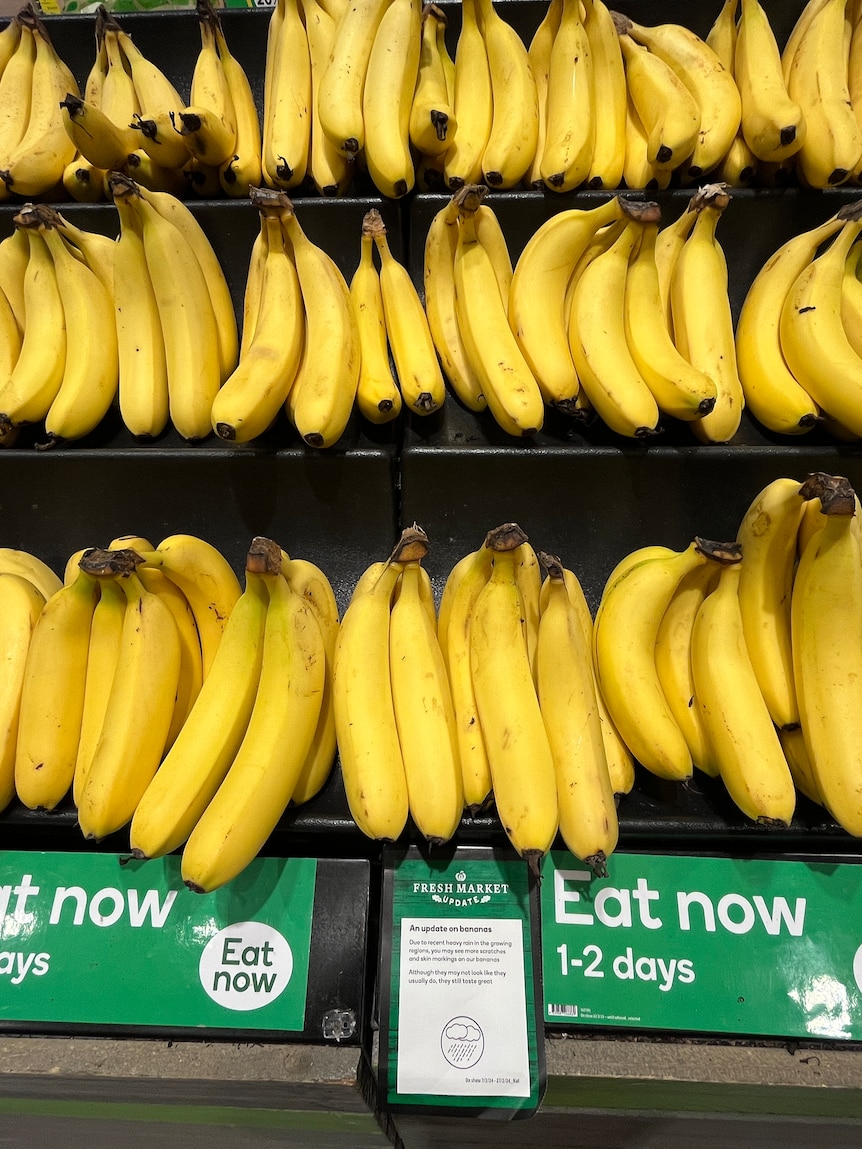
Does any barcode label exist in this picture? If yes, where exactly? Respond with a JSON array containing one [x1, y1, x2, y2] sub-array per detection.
[[548, 1003, 578, 1017]]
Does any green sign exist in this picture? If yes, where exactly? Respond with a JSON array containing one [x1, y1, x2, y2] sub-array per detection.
[[379, 847, 544, 1117], [0, 852, 315, 1033], [541, 850, 862, 1041]]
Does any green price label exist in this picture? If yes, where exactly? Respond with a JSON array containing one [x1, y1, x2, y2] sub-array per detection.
[[0, 852, 316, 1033], [541, 850, 862, 1041]]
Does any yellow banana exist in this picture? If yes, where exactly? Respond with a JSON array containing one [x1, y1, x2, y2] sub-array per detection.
[[540, 0, 594, 192], [180, 7, 236, 166], [654, 198, 699, 328], [410, 4, 457, 158], [524, 0, 562, 188], [62, 154, 108, 204], [303, 0, 354, 195], [175, 105, 236, 169], [583, 0, 626, 190], [444, 0, 493, 188], [0, 572, 45, 813], [116, 27, 188, 169], [130, 111, 192, 173], [51, 208, 116, 299], [622, 84, 673, 190], [318, 0, 393, 155], [735, 0, 806, 163], [363, 0, 421, 198], [60, 92, 136, 172], [263, 0, 310, 189], [0, 548, 62, 602], [351, 225, 402, 425], [779, 724, 823, 806], [0, 216, 31, 333], [477, 0, 539, 188], [0, 14, 21, 79], [0, 281, 21, 380], [0, 22, 36, 183], [214, 20, 263, 198]]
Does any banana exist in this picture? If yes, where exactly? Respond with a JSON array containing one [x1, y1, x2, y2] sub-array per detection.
[[583, 0, 626, 190], [653, 562, 720, 777], [389, 560, 463, 843], [130, 112, 191, 173], [477, 0, 539, 189], [239, 209, 268, 357], [303, 0, 354, 195], [537, 554, 617, 875], [593, 539, 723, 782], [363, 0, 421, 198], [211, 210, 304, 442], [117, 29, 188, 170], [524, 0, 561, 188], [515, 537, 542, 679], [791, 473, 862, 835], [75, 555, 182, 842], [569, 215, 662, 438], [781, 0, 831, 84], [409, 4, 456, 158], [281, 555, 340, 806], [100, 27, 139, 129], [0, 216, 30, 335], [52, 209, 116, 299], [279, 198, 360, 449], [351, 223, 402, 425], [787, 0, 862, 187], [0, 548, 62, 602], [691, 558, 796, 826], [135, 185, 221, 441], [715, 130, 759, 187], [474, 202, 513, 305], [779, 207, 862, 436], [137, 533, 241, 680], [736, 214, 846, 435], [318, 0, 393, 155], [213, 19, 263, 198], [615, 21, 700, 170], [60, 92, 136, 172], [181, 561, 325, 894], [0, 281, 21, 380], [180, 4, 236, 166], [263, 0, 311, 189], [129, 558, 271, 861], [14, 567, 99, 812], [736, 0, 806, 163], [40, 221, 118, 445], [622, 85, 673, 190], [367, 209, 445, 415], [654, 198, 699, 329], [62, 154, 108, 204], [669, 191, 744, 444], [0, 14, 21, 79], [0, 572, 44, 813], [454, 195, 544, 437], [469, 525, 558, 871], [110, 178, 169, 441], [705, 0, 759, 185], [779, 724, 823, 806], [175, 105, 236, 169], [540, 0, 594, 192], [72, 577, 126, 809], [444, 0, 493, 188], [422, 195, 486, 412], [437, 542, 494, 811], [619, 14, 740, 180], [0, 225, 66, 432], [841, 234, 862, 356], [623, 220, 718, 421], [0, 14, 77, 198], [333, 551, 410, 841], [0, 22, 36, 179], [735, 476, 807, 731]]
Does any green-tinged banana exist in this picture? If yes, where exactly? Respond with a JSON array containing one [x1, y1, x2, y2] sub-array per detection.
[[40, 222, 118, 445], [691, 558, 796, 826], [787, 0, 861, 187], [410, 5, 457, 158], [791, 473, 862, 834], [623, 220, 717, 421], [368, 209, 445, 414], [569, 216, 661, 438], [0, 227, 66, 431], [422, 196, 486, 411], [129, 560, 270, 861], [263, 0, 310, 189], [72, 577, 126, 809], [620, 14, 740, 179], [0, 282, 21, 379], [14, 567, 99, 811], [281, 555, 340, 805], [615, 22, 700, 170], [0, 572, 44, 813], [214, 20, 263, 198], [736, 215, 845, 435], [363, 0, 421, 198], [0, 22, 36, 183], [390, 561, 463, 842], [454, 198, 544, 436], [736, 0, 805, 163], [583, 0, 626, 190], [477, 0, 539, 189], [593, 539, 721, 782], [540, 0, 594, 192], [0, 548, 62, 602], [670, 192, 744, 443], [303, 0, 353, 195], [211, 210, 304, 443], [444, 0, 493, 188], [318, 0, 393, 155], [60, 92, 136, 172], [653, 562, 719, 777], [537, 554, 617, 875], [181, 563, 325, 893], [280, 199, 360, 449], [735, 476, 807, 731], [779, 724, 823, 806], [135, 186, 221, 441], [779, 207, 862, 436], [110, 180, 169, 441], [437, 542, 494, 811], [333, 553, 410, 841], [75, 557, 182, 842], [524, 0, 561, 188], [351, 225, 402, 425], [469, 525, 558, 871]]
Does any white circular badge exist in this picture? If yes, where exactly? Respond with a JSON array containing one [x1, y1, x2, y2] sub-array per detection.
[[199, 921, 293, 1012]]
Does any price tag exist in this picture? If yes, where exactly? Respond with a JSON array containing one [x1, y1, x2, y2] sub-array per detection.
[[377, 846, 545, 1118]]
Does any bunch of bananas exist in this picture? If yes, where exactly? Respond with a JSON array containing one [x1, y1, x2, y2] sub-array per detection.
[[737, 198, 862, 439], [3, 532, 337, 893]]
